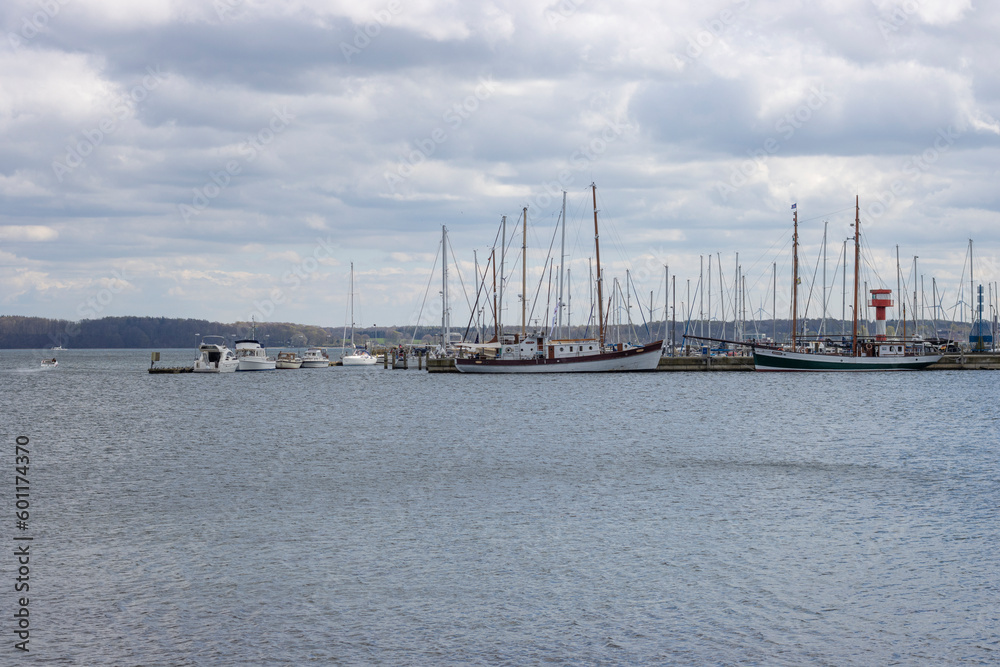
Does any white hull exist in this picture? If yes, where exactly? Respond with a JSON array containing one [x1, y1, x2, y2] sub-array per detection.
[[754, 348, 942, 372], [455, 342, 663, 374], [238, 357, 277, 371], [342, 354, 377, 366], [194, 361, 240, 373], [300, 348, 330, 368], [193, 339, 239, 373], [193, 360, 239, 373]]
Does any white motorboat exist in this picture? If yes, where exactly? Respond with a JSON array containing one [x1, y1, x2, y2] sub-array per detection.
[[40, 358, 59, 368], [193, 336, 239, 373], [300, 347, 330, 368], [275, 351, 303, 369], [233, 318, 276, 370], [235, 339, 276, 371], [342, 348, 377, 366]]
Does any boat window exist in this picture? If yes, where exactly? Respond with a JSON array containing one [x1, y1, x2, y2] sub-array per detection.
[[559, 347, 564, 352]]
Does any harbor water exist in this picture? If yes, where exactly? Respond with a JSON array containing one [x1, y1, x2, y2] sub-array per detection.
[[2, 349, 998, 664]]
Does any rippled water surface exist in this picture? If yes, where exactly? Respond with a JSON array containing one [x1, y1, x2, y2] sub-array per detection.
[[2, 349, 998, 664]]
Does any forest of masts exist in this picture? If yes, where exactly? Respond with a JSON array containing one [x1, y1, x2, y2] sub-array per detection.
[[415, 199, 997, 352]]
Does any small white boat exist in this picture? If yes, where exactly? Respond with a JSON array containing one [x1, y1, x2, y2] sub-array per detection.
[[193, 336, 239, 373], [340, 263, 378, 366], [40, 358, 58, 368], [275, 351, 303, 369], [300, 347, 330, 368], [342, 348, 377, 366], [51, 346, 66, 351], [235, 339, 276, 371]]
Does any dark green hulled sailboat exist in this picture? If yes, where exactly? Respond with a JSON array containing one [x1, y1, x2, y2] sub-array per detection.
[[753, 197, 942, 372]]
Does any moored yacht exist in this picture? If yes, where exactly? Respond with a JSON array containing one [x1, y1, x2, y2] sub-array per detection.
[[193, 336, 240, 373], [235, 339, 276, 371], [342, 348, 377, 366], [300, 347, 330, 368], [275, 351, 303, 369]]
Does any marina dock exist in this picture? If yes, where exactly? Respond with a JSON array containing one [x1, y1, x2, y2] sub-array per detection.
[[426, 353, 1000, 373]]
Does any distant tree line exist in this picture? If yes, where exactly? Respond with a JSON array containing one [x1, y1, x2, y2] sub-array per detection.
[[0, 314, 974, 349], [0, 316, 415, 349]]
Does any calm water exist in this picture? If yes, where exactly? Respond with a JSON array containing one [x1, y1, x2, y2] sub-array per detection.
[[2, 349, 998, 665]]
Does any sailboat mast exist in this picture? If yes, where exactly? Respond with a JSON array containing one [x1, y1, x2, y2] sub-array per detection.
[[792, 205, 798, 349], [350, 262, 355, 346], [592, 183, 605, 347], [521, 206, 527, 337], [491, 248, 499, 341], [558, 190, 567, 337], [442, 225, 449, 349], [500, 215, 506, 335], [852, 197, 861, 356]]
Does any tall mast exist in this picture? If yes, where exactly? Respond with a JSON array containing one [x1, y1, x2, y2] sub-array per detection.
[[852, 197, 861, 356], [664, 265, 669, 343], [442, 225, 449, 349], [351, 264, 356, 346], [521, 206, 527, 337], [592, 183, 605, 347], [491, 248, 498, 342], [500, 215, 506, 335], [567, 268, 572, 333], [896, 245, 902, 335], [791, 204, 798, 349], [707, 254, 712, 340], [842, 238, 847, 335], [772, 261, 777, 343], [558, 190, 567, 337], [821, 220, 828, 337], [969, 239, 974, 330]]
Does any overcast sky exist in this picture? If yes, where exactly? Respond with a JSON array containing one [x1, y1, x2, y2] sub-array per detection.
[[2, 0, 998, 334]]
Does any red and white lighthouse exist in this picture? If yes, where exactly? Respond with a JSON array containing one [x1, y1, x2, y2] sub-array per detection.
[[869, 288, 893, 341]]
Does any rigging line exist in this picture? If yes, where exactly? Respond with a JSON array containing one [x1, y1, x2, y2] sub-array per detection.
[[446, 235, 475, 325], [627, 271, 651, 340], [526, 257, 552, 329], [798, 205, 856, 224], [801, 232, 826, 321], [525, 212, 564, 328], [410, 241, 441, 346], [460, 248, 493, 342], [822, 239, 847, 315]]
